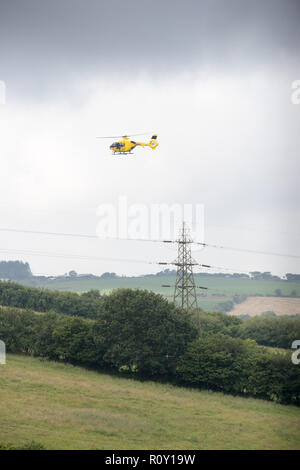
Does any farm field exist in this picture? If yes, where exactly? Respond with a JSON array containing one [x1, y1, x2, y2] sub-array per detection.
[[230, 296, 300, 317], [21, 276, 300, 312], [0, 354, 300, 450]]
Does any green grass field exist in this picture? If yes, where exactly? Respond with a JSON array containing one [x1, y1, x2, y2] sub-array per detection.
[[22, 276, 300, 312], [0, 354, 300, 450]]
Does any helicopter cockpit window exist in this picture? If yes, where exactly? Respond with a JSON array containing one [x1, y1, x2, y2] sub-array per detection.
[[111, 142, 125, 148]]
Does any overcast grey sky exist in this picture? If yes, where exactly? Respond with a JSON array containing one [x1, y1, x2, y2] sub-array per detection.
[[0, 0, 299, 276]]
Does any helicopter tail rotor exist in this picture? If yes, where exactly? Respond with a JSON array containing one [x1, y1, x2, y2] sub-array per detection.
[[148, 134, 158, 149]]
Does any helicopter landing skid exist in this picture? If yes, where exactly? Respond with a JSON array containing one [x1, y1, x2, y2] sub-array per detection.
[[112, 151, 134, 156]]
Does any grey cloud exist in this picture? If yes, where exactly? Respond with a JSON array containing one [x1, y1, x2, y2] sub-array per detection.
[[1, 0, 300, 98], [0, 0, 299, 276]]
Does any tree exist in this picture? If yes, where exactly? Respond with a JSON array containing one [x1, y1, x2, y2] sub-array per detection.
[[52, 317, 99, 365], [190, 309, 242, 337], [0, 307, 38, 354], [178, 334, 300, 404], [178, 334, 250, 393], [94, 289, 197, 377], [101, 272, 117, 279], [218, 300, 234, 312], [68, 270, 77, 277], [261, 272, 272, 280], [236, 315, 300, 348], [250, 271, 262, 280], [261, 311, 276, 317], [286, 273, 300, 282], [0, 261, 32, 280], [0, 281, 102, 319]]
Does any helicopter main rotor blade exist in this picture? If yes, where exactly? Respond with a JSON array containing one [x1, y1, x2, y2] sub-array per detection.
[[125, 132, 150, 137], [96, 136, 124, 139], [96, 132, 150, 139]]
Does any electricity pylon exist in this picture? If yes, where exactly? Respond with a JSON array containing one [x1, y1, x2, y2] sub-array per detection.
[[173, 222, 198, 309]]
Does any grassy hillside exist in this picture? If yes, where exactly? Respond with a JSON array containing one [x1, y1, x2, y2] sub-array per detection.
[[22, 276, 300, 312], [0, 355, 299, 450]]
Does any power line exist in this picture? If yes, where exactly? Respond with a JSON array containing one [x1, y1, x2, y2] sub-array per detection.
[[0, 247, 257, 284], [0, 243, 257, 275], [0, 248, 154, 265], [0, 247, 290, 297], [206, 223, 300, 239], [194, 241, 300, 260], [0, 228, 98, 239], [0, 247, 248, 274], [0, 227, 299, 259], [161, 224, 252, 301], [0, 227, 165, 242]]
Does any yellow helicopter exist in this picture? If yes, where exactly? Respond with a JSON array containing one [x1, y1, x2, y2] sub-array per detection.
[[97, 133, 158, 155]]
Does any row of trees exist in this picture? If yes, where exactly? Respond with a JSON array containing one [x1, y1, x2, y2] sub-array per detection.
[[0, 289, 299, 405], [179, 334, 299, 404], [0, 290, 196, 377], [1, 281, 299, 348], [235, 315, 300, 349], [286, 273, 300, 282], [2, 260, 300, 282], [0, 281, 103, 319], [190, 309, 300, 349]]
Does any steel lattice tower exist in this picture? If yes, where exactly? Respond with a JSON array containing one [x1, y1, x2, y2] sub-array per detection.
[[173, 222, 198, 309]]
